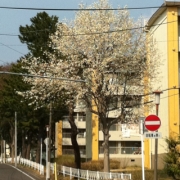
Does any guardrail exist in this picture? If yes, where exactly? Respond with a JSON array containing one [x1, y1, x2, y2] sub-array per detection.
[[55, 165, 131, 180]]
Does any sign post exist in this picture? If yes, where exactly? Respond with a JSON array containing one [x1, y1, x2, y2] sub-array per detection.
[[139, 117, 145, 180], [144, 114, 161, 180]]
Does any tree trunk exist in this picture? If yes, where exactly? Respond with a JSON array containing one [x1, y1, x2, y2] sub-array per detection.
[[103, 131, 110, 172], [26, 135, 32, 160], [21, 136, 27, 158], [35, 140, 41, 163], [68, 103, 81, 169], [22, 144, 27, 158], [36, 128, 43, 163], [26, 143, 31, 160], [11, 143, 15, 163], [10, 127, 15, 163]]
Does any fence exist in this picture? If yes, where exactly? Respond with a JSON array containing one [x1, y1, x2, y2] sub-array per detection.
[[18, 157, 44, 175], [4, 157, 44, 175], [56, 165, 131, 180], [4, 158, 131, 180]]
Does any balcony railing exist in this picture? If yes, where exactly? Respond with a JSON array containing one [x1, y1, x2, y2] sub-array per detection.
[[62, 149, 86, 155], [62, 133, 85, 138], [63, 116, 86, 122], [74, 116, 86, 122], [100, 124, 139, 133], [62, 147, 141, 156], [62, 133, 71, 138], [99, 147, 141, 155]]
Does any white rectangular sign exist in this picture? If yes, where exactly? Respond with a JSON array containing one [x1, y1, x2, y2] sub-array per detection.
[[144, 132, 162, 139]]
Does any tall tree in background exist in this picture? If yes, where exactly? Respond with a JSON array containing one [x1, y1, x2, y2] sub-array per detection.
[[0, 62, 34, 162], [18, 11, 69, 165], [19, 11, 58, 62], [0, 61, 67, 163]]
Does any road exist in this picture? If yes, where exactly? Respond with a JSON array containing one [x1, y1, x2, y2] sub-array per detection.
[[0, 163, 37, 180]]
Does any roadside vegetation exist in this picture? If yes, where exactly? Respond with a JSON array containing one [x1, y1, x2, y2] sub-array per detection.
[[55, 155, 173, 180]]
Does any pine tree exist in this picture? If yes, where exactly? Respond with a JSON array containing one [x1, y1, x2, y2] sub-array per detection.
[[19, 11, 58, 62]]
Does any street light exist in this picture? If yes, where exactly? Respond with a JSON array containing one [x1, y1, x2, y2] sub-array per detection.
[[153, 90, 162, 180]]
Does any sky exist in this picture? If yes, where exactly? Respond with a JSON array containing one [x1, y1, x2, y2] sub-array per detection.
[[0, 0, 165, 65]]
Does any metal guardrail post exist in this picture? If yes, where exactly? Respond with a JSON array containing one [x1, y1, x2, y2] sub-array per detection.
[[109, 172, 112, 179], [78, 169, 80, 180], [97, 171, 99, 179], [70, 167, 72, 179], [86, 170, 89, 180]]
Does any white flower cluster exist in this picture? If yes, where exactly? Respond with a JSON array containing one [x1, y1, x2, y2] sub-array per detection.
[[21, 0, 160, 117]]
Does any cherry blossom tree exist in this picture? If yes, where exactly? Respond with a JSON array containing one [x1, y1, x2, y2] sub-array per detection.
[[22, 0, 160, 172]]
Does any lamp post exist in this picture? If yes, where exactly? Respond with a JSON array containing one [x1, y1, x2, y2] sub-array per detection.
[[153, 90, 162, 180]]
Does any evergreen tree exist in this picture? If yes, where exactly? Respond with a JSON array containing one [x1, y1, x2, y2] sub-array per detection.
[[0, 62, 36, 161], [164, 135, 180, 179], [19, 11, 58, 62], [18, 12, 71, 167]]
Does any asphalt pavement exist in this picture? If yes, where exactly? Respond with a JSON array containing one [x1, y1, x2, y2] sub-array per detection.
[[0, 163, 44, 180]]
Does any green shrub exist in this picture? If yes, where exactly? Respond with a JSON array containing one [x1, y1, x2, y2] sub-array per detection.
[[56, 157, 119, 171], [131, 170, 153, 180], [110, 160, 120, 169], [56, 155, 75, 167], [82, 160, 104, 171], [81, 159, 120, 171]]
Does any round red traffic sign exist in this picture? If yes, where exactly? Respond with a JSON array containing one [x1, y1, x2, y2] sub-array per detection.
[[144, 115, 161, 131]]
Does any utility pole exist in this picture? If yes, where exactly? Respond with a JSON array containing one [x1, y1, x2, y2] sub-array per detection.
[[15, 112, 17, 167], [46, 125, 49, 180], [1, 129, 3, 163], [47, 102, 52, 180], [40, 138, 42, 174]]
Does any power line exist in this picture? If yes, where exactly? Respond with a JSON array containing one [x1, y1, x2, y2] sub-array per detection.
[[0, 43, 25, 55], [0, 20, 176, 38], [0, 5, 178, 11], [0, 44, 26, 47], [0, 71, 86, 83], [0, 71, 179, 103], [3, 38, 180, 48]]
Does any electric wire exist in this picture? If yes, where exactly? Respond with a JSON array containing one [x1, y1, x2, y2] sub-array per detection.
[[0, 71, 85, 83], [0, 5, 178, 62], [0, 69, 179, 99], [0, 5, 179, 11], [0, 20, 177, 37], [0, 70, 180, 110], [0, 43, 25, 55]]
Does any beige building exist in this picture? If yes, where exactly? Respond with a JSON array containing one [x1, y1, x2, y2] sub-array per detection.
[[145, 0, 180, 169], [55, 99, 143, 167]]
